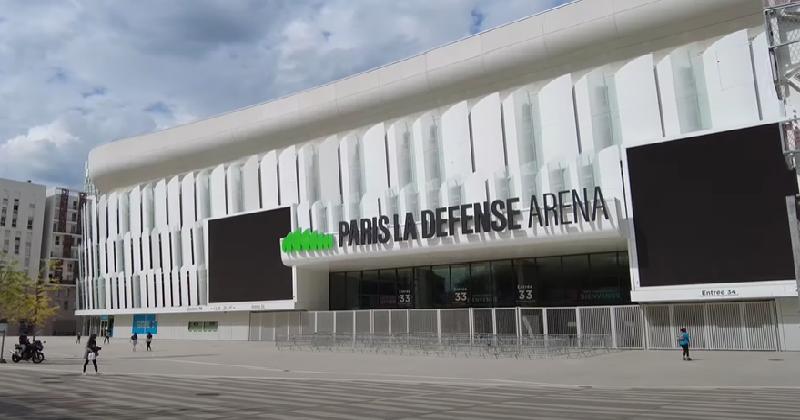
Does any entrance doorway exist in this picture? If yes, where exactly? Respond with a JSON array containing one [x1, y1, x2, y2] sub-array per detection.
[[99, 316, 115, 337]]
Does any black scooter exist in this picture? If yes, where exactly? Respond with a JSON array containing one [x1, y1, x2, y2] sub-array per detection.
[[11, 340, 45, 364]]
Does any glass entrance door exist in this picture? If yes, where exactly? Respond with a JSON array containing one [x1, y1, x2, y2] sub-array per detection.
[[99, 317, 114, 337]]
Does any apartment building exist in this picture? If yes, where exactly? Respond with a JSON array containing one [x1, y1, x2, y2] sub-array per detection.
[[0, 178, 46, 279], [40, 187, 87, 335]]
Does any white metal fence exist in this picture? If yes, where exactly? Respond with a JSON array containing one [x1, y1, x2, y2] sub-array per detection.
[[643, 301, 778, 351], [251, 305, 644, 349], [250, 300, 780, 351]]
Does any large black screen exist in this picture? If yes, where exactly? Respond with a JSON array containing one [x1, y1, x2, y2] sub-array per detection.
[[627, 123, 798, 287], [207, 207, 293, 302]]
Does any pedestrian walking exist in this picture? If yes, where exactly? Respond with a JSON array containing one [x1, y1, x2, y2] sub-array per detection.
[[103, 329, 110, 344], [83, 333, 101, 375], [131, 333, 138, 352], [146, 332, 153, 352], [678, 327, 691, 361], [76, 333, 81, 344]]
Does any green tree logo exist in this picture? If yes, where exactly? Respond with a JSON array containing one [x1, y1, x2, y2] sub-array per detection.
[[281, 229, 335, 253]]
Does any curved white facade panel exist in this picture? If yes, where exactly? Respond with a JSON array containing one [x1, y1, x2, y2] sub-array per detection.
[[87, 0, 761, 192], [77, 0, 780, 317]]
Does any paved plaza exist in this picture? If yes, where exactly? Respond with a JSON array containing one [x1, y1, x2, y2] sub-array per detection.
[[1, 337, 800, 419]]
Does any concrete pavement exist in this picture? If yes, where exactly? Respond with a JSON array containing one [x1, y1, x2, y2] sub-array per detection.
[[10, 336, 800, 388], [1, 337, 799, 419]]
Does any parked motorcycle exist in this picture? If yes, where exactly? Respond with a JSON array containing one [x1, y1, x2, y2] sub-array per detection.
[[11, 339, 45, 364]]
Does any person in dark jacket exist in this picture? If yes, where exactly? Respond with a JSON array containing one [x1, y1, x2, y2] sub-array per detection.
[[83, 334, 100, 375], [678, 328, 691, 361], [146, 332, 153, 351], [18, 335, 31, 357]]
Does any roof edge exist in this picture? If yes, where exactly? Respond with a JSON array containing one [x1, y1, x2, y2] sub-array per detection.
[[89, 0, 763, 192]]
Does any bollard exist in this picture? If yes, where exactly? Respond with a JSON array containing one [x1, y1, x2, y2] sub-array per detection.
[[0, 328, 7, 363]]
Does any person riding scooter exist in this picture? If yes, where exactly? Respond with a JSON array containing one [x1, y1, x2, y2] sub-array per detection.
[[12, 336, 44, 363], [18, 335, 30, 357]]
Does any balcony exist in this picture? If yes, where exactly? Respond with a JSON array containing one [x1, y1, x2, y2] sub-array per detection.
[[52, 225, 82, 235], [49, 249, 81, 260]]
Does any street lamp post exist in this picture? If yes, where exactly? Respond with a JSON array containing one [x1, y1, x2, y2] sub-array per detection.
[[0, 323, 7, 363]]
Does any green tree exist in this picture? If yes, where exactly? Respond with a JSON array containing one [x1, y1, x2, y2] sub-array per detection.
[[19, 279, 58, 338], [0, 257, 27, 325], [0, 256, 58, 336]]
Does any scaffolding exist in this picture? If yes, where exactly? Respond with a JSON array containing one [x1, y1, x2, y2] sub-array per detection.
[[765, 0, 800, 168]]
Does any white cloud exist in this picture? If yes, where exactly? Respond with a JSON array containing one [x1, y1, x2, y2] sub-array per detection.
[[0, 0, 566, 189], [0, 119, 79, 183]]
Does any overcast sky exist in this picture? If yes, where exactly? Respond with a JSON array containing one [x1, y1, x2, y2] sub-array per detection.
[[0, 0, 566, 190]]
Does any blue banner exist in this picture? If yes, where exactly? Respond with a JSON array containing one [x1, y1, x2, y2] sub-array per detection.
[[132, 314, 157, 334]]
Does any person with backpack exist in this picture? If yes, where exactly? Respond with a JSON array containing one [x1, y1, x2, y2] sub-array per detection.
[[131, 333, 138, 352], [83, 334, 101, 375], [146, 332, 153, 352], [678, 328, 691, 361]]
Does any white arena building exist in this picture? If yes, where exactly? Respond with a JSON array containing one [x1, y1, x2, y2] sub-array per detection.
[[77, 0, 800, 351]]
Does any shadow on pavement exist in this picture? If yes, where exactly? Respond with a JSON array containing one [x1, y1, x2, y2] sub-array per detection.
[[119, 353, 220, 360]]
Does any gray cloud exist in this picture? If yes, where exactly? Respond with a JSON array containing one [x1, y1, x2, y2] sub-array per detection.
[[0, 0, 566, 189]]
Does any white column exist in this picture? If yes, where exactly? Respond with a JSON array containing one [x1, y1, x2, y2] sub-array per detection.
[[241, 155, 261, 212], [260, 151, 279, 210], [610, 306, 617, 348]]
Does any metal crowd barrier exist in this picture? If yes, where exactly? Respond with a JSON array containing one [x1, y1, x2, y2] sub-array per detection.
[[275, 333, 613, 359], [258, 302, 780, 351]]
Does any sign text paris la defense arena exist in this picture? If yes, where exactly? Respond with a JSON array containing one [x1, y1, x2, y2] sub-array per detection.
[[335, 187, 610, 247]]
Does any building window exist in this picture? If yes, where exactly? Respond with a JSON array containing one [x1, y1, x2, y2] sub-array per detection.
[[55, 236, 60, 245], [63, 301, 69, 310], [13, 237, 20, 255], [329, 251, 631, 310], [11, 199, 18, 228], [188, 321, 218, 332], [189, 230, 195, 265], [26, 204, 35, 230]]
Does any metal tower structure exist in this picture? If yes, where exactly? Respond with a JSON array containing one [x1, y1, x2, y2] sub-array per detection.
[[765, 0, 800, 167]]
